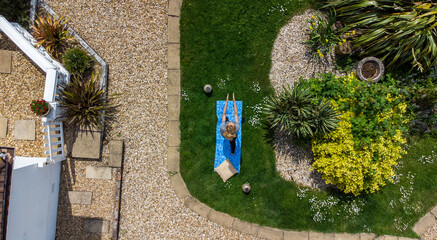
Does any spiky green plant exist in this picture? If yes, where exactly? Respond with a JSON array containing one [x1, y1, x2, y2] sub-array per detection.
[[32, 15, 73, 58], [305, 10, 342, 62], [263, 81, 340, 139], [58, 73, 115, 132], [325, 0, 437, 73], [62, 47, 94, 75]]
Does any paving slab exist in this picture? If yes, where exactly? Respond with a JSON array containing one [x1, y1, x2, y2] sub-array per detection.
[[108, 140, 123, 168], [68, 191, 92, 205], [360, 233, 377, 240], [168, 0, 182, 16], [376, 236, 398, 240], [334, 233, 360, 240], [168, 70, 180, 96], [284, 230, 309, 240], [413, 212, 437, 235], [83, 219, 109, 233], [167, 146, 179, 172], [0, 50, 12, 73], [168, 16, 180, 43], [184, 195, 211, 219], [0, 118, 7, 138], [231, 218, 259, 236], [258, 226, 284, 240], [168, 43, 180, 70], [207, 209, 234, 229], [309, 232, 335, 240], [14, 120, 35, 140], [168, 95, 180, 121], [72, 131, 101, 159], [169, 173, 189, 199], [86, 166, 112, 180], [431, 205, 437, 217], [168, 121, 180, 147]]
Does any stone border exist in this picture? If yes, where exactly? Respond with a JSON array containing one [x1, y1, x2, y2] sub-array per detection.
[[413, 206, 437, 236], [37, 0, 109, 160], [165, 1, 423, 240]]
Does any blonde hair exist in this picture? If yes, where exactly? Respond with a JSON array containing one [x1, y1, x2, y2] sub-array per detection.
[[223, 124, 236, 140]]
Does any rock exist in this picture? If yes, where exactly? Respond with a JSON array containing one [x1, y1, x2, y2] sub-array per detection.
[[411, 120, 429, 133], [432, 121, 437, 131]]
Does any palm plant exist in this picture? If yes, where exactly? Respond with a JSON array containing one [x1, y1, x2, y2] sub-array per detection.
[[325, 0, 437, 73], [263, 81, 340, 139], [58, 73, 115, 132], [32, 15, 73, 59]]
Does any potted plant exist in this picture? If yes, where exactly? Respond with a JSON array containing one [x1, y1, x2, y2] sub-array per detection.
[[357, 57, 385, 83], [30, 99, 51, 116]]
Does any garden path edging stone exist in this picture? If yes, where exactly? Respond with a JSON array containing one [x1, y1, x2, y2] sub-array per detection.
[[165, 0, 426, 239]]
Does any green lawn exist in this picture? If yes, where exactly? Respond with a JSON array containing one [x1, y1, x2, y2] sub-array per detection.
[[179, 0, 437, 237]]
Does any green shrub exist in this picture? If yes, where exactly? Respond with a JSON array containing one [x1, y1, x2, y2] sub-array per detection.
[[325, 0, 437, 73], [0, 0, 29, 27], [263, 80, 340, 139], [62, 47, 94, 75], [312, 108, 406, 196], [310, 73, 410, 195], [310, 73, 409, 146], [305, 11, 341, 62], [32, 15, 74, 59], [58, 73, 115, 132]]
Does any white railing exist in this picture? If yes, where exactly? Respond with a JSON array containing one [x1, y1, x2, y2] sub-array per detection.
[[0, 16, 68, 165], [42, 122, 65, 165]]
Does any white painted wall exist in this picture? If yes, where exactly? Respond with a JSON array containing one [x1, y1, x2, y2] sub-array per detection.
[[6, 157, 61, 240]]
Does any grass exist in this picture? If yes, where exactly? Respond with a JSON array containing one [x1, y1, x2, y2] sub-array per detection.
[[179, 0, 437, 237]]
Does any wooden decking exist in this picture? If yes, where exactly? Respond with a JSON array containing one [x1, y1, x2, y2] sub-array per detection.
[[0, 147, 13, 240]]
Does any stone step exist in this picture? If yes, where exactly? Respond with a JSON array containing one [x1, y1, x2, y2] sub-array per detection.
[[0, 118, 7, 138], [86, 166, 112, 180], [83, 219, 109, 233], [14, 120, 35, 140], [108, 140, 123, 168], [71, 131, 101, 159], [0, 50, 11, 73], [67, 191, 92, 205]]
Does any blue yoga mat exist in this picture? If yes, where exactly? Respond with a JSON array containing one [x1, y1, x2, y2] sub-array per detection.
[[214, 100, 242, 172]]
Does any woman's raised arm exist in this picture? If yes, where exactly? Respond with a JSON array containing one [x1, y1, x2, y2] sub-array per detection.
[[233, 93, 239, 123], [222, 93, 229, 122]]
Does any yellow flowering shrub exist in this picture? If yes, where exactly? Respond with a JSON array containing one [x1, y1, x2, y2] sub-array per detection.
[[309, 73, 410, 196], [312, 109, 406, 196]]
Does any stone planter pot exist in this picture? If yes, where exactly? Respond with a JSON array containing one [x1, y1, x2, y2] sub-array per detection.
[[357, 57, 385, 83], [41, 104, 52, 117]]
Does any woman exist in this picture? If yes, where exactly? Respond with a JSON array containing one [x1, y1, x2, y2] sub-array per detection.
[[220, 93, 240, 154]]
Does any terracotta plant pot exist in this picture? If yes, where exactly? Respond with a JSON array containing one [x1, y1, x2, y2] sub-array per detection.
[[357, 57, 385, 83]]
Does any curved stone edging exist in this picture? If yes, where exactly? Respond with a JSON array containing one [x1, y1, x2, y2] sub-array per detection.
[[165, 0, 426, 239]]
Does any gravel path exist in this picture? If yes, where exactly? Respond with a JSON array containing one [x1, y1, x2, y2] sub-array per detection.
[[45, 0, 257, 239], [269, 9, 341, 190], [0, 33, 46, 157]]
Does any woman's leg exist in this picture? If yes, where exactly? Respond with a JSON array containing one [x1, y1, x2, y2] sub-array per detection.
[[230, 138, 236, 154]]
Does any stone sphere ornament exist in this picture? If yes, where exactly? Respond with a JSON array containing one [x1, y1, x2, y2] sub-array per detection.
[[203, 84, 212, 94], [242, 183, 251, 194]]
